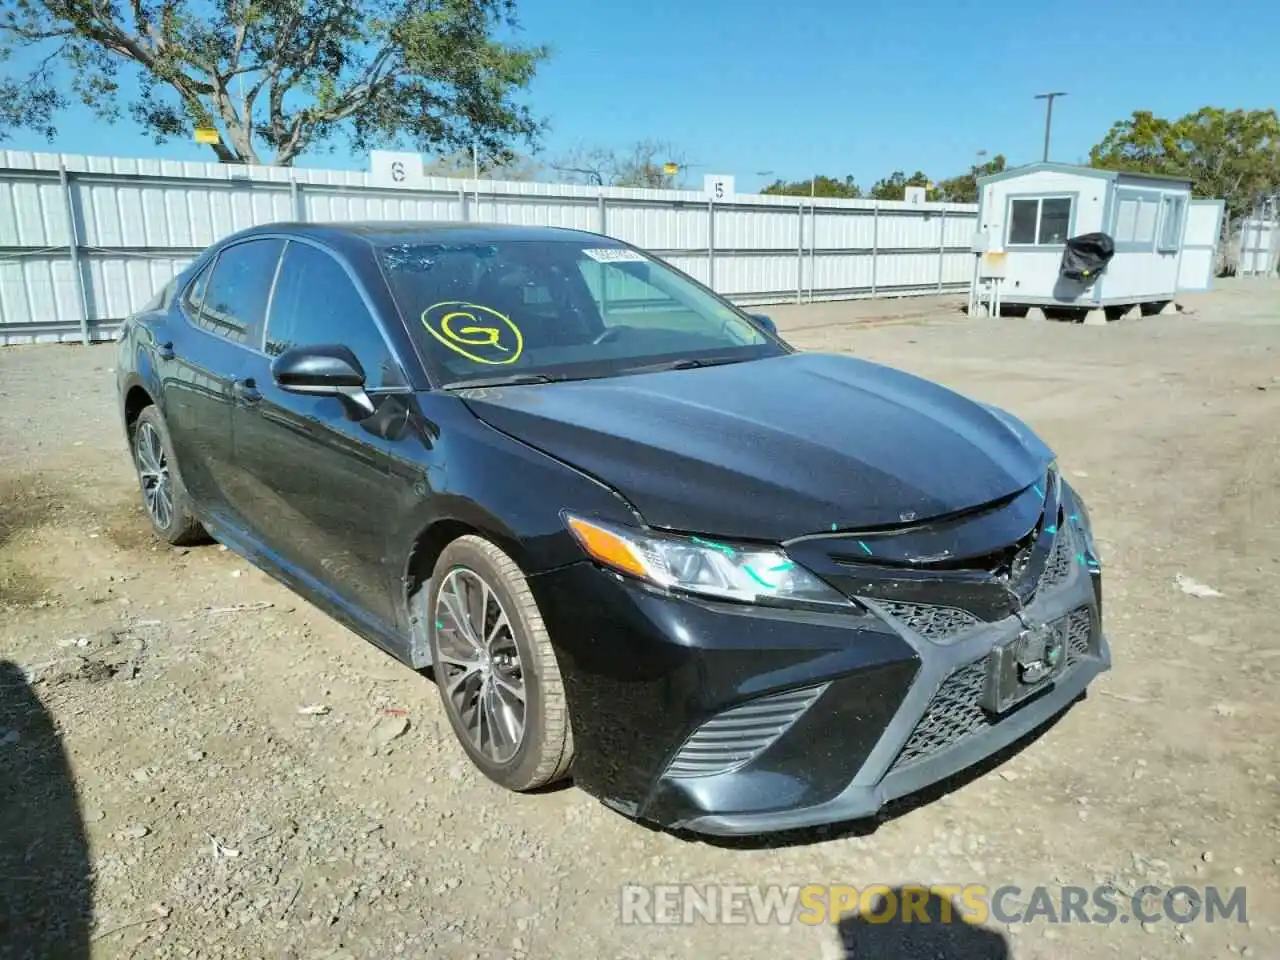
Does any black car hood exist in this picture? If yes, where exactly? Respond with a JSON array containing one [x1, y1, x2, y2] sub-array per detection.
[[460, 352, 1053, 541]]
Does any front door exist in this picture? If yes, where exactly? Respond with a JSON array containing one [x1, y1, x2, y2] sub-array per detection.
[[1176, 199, 1226, 292], [227, 238, 416, 634]]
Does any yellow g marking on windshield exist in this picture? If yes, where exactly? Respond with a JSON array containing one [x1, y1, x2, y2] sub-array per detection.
[[421, 301, 524, 365], [441, 312, 510, 350]]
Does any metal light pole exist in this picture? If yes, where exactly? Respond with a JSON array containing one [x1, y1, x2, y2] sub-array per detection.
[[1034, 92, 1067, 161]]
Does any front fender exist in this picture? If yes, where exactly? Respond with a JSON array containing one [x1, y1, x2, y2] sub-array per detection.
[[386, 398, 639, 636], [393, 417, 639, 573]]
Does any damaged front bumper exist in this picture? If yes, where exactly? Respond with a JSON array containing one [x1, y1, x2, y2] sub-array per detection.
[[530, 472, 1110, 837]]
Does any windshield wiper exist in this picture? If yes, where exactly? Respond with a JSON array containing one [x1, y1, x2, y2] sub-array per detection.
[[618, 356, 755, 376], [439, 372, 563, 389]]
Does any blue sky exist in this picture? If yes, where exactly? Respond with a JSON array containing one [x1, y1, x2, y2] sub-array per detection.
[[3, 0, 1277, 192]]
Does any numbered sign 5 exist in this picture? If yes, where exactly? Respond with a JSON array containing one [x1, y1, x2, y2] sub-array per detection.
[[704, 174, 735, 202]]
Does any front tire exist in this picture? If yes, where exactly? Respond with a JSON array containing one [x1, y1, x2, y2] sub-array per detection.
[[425, 535, 574, 791], [130, 405, 206, 546]]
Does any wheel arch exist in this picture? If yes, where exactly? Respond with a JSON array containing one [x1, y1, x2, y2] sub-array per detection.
[[123, 383, 155, 436], [400, 499, 535, 669]]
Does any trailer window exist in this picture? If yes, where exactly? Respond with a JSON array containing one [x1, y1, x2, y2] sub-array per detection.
[[1114, 193, 1160, 248], [1158, 195, 1186, 252], [1007, 196, 1073, 245], [1039, 198, 1072, 243], [1008, 200, 1039, 244]]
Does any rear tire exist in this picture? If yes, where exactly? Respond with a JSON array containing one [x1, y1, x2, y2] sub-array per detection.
[[130, 405, 206, 546], [425, 535, 574, 791]]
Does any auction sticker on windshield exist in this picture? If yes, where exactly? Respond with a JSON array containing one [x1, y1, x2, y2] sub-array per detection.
[[582, 248, 649, 263]]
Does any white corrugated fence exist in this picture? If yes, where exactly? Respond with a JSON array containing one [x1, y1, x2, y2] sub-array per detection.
[[0, 150, 979, 345]]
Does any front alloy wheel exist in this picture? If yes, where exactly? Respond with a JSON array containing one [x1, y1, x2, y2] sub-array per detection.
[[435, 567, 528, 763], [424, 535, 574, 791]]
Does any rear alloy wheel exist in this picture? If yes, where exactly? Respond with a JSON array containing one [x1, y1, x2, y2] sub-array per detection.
[[130, 405, 205, 546], [424, 535, 573, 791]]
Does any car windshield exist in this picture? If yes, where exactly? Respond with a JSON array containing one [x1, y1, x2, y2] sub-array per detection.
[[376, 238, 784, 386]]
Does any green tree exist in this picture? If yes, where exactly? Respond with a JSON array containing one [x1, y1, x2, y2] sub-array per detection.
[[933, 153, 1007, 204], [1089, 108, 1280, 221], [0, 0, 548, 166], [868, 169, 931, 201], [760, 174, 861, 198]]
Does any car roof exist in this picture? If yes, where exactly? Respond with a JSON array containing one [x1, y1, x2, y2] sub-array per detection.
[[223, 220, 617, 254]]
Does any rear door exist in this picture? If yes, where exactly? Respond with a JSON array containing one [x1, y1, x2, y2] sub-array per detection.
[[161, 238, 285, 528], [227, 239, 416, 633], [1176, 199, 1226, 292]]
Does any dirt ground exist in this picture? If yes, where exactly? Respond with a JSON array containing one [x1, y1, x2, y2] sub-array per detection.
[[1, 280, 1278, 960]]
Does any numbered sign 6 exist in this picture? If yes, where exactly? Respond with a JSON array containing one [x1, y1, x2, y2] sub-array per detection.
[[370, 150, 423, 188]]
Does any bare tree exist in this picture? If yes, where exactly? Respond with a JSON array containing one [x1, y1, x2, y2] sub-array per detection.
[[423, 148, 546, 181], [551, 139, 689, 188]]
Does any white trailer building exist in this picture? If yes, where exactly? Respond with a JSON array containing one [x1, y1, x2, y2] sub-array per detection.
[[970, 162, 1225, 319]]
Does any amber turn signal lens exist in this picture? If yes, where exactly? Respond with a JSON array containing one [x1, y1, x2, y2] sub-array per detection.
[[565, 516, 649, 578]]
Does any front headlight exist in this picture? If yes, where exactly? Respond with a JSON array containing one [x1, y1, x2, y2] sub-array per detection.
[[563, 513, 853, 609]]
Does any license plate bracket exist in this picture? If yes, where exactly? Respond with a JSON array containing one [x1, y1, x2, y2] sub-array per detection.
[[982, 618, 1068, 715]]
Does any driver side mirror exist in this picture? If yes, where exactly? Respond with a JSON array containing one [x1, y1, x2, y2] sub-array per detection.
[[271, 344, 375, 418], [749, 313, 778, 335]]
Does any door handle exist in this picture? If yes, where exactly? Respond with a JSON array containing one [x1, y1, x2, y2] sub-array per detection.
[[233, 378, 262, 405], [158, 341, 175, 360]]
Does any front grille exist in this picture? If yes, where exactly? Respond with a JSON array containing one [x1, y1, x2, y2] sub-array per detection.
[[889, 604, 1095, 773], [877, 601, 982, 645], [664, 683, 829, 778], [1038, 524, 1076, 593]]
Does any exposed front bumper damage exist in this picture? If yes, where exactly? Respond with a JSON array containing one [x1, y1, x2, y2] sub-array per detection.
[[531, 472, 1109, 837]]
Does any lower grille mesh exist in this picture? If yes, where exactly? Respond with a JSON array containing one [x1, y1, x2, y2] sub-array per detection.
[[665, 683, 828, 778], [890, 657, 993, 771], [889, 605, 1094, 773], [1064, 607, 1092, 668]]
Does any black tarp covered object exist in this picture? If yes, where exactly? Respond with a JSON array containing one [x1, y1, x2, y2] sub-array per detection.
[[1059, 232, 1115, 283]]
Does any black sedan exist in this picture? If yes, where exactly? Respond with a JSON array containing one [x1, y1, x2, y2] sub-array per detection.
[[115, 221, 1109, 836]]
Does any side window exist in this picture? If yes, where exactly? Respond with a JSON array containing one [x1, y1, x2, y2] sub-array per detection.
[[196, 239, 285, 345], [265, 241, 405, 389], [179, 258, 215, 321]]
